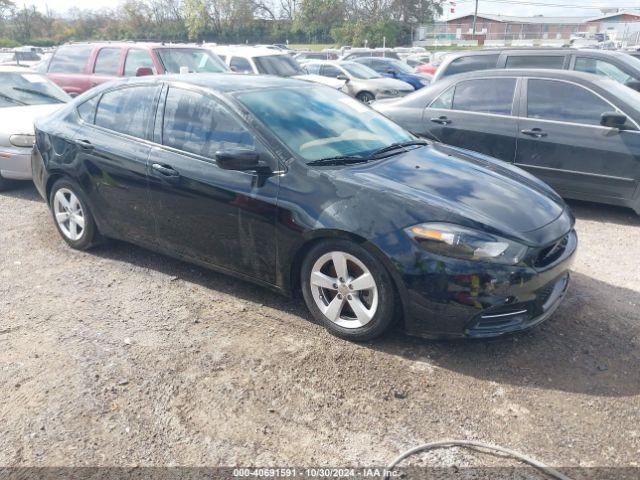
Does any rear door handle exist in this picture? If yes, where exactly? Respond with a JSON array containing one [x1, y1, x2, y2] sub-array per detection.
[[430, 116, 452, 125], [75, 139, 94, 151], [521, 128, 547, 138], [151, 163, 180, 177]]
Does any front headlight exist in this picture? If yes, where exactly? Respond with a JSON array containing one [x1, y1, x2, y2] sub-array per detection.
[[380, 89, 399, 96], [9, 134, 35, 148], [405, 223, 528, 265]]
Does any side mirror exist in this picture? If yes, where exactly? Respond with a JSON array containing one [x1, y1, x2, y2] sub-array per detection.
[[600, 112, 628, 129], [215, 148, 263, 171], [135, 67, 154, 77], [336, 73, 350, 83], [625, 80, 640, 92]]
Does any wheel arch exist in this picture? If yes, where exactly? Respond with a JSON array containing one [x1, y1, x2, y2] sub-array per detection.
[[287, 229, 408, 326]]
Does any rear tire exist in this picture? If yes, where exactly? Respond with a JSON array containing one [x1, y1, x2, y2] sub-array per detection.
[[301, 239, 396, 341], [49, 178, 99, 250]]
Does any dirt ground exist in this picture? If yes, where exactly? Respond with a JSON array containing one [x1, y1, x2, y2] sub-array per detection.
[[1, 183, 639, 476]]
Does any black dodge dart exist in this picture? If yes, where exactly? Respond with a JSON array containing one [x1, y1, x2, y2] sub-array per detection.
[[32, 74, 577, 340]]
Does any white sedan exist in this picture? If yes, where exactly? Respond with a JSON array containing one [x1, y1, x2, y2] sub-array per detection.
[[0, 66, 69, 190]]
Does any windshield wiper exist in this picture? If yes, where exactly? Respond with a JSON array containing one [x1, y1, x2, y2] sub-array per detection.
[[307, 155, 370, 166], [368, 139, 428, 158], [12, 87, 63, 103], [0, 92, 27, 106]]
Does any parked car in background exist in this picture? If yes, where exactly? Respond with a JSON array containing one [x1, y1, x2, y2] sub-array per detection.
[[294, 51, 338, 62], [0, 67, 69, 190], [32, 73, 576, 340], [209, 45, 344, 89], [42, 42, 228, 96], [404, 54, 432, 68], [374, 69, 640, 215], [416, 51, 452, 75], [352, 56, 431, 89], [302, 60, 414, 103], [432, 48, 640, 91], [340, 48, 400, 60], [0, 49, 42, 67]]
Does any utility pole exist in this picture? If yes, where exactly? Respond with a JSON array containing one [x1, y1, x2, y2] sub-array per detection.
[[472, 0, 479, 37]]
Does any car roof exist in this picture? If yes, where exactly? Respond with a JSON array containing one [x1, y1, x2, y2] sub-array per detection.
[[439, 67, 608, 83], [445, 47, 634, 60], [102, 72, 313, 93], [58, 42, 205, 50], [208, 45, 288, 57]]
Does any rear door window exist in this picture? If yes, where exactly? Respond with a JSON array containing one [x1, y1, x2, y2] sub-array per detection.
[[441, 54, 499, 77], [526, 79, 612, 126], [452, 78, 516, 115], [48, 45, 93, 73], [161, 87, 254, 158], [94, 85, 159, 139], [94, 48, 121, 75], [124, 49, 157, 76], [504, 55, 565, 69], [320, 64, 341, 78], [229, 56, 253, 74], [574, 57, 634, 84]]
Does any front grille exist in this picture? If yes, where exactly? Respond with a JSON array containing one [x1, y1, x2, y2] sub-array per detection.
[[534, 234, 569, 268]]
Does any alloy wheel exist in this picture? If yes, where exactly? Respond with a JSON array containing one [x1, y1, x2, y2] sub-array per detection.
[[309, 251, 379, 329], [53, 188, 85, 241]]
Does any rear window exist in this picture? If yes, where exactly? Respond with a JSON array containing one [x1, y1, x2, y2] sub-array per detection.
[[94, 85, 158, 139], [49, 45, 93, 74], [156, 48, 227, 73], [505, 55, 565, 69], [124, 49, 157, 77], [441, 54, 499, 77], [452, 78, 516, 115], [253, 55, 302, 77]]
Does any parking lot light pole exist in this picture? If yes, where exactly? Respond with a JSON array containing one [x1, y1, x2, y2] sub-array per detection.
[[472, 0, 479, 37]]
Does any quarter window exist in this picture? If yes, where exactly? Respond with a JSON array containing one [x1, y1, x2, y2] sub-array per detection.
[[162, 87, 254, 158], [124, 49, 157, 77], [505, 55, 565, 69], [48, 45, 93, 74], [94, 85, 158, 138], [94, 48, 121, 75], [429, 86, 454, 109], [526, 79, 613, 126], [451, 78, 516, 115], [77, 95, 100, 123], [574, 57, 633, 84]]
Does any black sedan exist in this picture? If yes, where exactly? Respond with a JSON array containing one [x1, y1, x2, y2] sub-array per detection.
[[374, 69, 640, 215], [32, 74, 576, 340]]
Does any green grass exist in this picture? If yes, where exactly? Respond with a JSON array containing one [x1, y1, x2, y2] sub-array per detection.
[[288, 43, 338, 51]]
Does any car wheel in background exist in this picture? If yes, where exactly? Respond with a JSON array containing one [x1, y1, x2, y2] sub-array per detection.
[[49, 178, 99, 250], [301, 239, 396, 341], [356, 91, 375, 104]]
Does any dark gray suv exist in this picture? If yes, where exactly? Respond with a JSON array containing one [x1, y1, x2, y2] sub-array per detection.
[[432, 48, 640, 92]]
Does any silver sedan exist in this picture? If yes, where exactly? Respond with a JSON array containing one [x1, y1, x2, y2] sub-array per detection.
[[302, 60, 415, 103]]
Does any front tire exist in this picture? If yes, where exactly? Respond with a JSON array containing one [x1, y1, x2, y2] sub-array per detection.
[[301, 239, 396, 341], [49, 178, 99, 250], [356, 91, 375, 104]]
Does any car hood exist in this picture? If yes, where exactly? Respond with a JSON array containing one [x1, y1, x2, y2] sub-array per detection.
[[0, 103, 64, 135], [361, 77, 414, 91], [326, 143, 567, 244]]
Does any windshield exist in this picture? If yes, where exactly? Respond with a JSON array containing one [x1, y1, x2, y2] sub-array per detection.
[[16, 51, 40, 61], [597, 77, 640, 112], [341, 62, 381, 79], [386, 59, 416, 74], [254, 55, 302, 77], [237, 86, 413, 162], [156, 48, 228, 73], [0, 72, 70, 108], [621, 52, 640, 71]]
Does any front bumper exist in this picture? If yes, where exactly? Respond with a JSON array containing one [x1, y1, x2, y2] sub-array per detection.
[[390, 229, 577, 339], [0, 147, 32, 180]]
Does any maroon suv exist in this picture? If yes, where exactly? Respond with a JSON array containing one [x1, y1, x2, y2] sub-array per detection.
[[43, 42, 228, 96]]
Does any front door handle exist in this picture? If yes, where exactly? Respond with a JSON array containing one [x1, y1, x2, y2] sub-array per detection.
[[151, 163, 180, 177], [75, 139, 94, 151], [521, 128, 547, 138], [430, 116, 452, 125]]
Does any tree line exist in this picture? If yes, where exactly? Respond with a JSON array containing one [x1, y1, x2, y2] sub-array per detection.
[[0, 0, 442, 48]]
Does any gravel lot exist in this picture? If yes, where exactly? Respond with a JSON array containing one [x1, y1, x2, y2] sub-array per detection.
[[1, 182, 639, 475]]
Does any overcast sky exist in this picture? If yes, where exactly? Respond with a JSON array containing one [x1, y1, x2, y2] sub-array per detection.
[[17, 0, 640, 19]]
